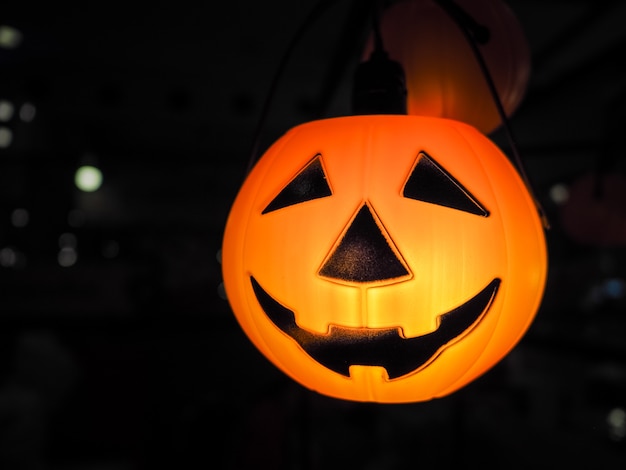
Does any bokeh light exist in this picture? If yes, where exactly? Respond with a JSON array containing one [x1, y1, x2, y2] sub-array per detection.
[[549, 183, 569, 205], [75, 165, 103, 192], [0, 100, 14, 121], [0, 25, 22, 49], [11, 208, 29, 228], [19, 102, 36, 122]]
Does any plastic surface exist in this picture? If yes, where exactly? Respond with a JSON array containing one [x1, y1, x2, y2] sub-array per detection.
[[222, 115, 547, 403]]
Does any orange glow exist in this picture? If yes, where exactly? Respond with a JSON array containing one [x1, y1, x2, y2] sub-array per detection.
[[222, 115, 547, 403], [363, 0, 531, 135]]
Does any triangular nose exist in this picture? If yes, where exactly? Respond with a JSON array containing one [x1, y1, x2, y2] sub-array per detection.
[[319, 204, 411, 284]]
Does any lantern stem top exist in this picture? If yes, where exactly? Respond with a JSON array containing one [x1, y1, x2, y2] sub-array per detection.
[[351, 48, 408, 115]]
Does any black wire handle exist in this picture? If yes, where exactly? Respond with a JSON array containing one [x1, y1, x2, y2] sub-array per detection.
[[371, 0, 385, 52], [245, 0, 340, 177], [433, 0, 550, 230]]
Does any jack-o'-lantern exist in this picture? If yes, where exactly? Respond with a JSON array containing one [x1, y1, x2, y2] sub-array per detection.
[[362, 0, 531, 135], [222, 115, 547, 403]]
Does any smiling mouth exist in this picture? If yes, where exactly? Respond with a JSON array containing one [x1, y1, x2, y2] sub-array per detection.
[[250, 276, 501, 379]]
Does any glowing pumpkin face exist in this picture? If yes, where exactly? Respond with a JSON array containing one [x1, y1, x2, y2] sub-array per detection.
[[222, 115, 547, 403]]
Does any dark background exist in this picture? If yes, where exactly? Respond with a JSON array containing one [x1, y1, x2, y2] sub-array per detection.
[[1, 0, 626, 468]]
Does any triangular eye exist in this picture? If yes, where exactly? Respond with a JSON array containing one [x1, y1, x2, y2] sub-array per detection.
[[262, 155, 332, 214], [402, 152, 489, 217]]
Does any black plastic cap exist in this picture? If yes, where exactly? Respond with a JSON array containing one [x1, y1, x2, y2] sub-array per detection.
[[351, 49, 408, 115]]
